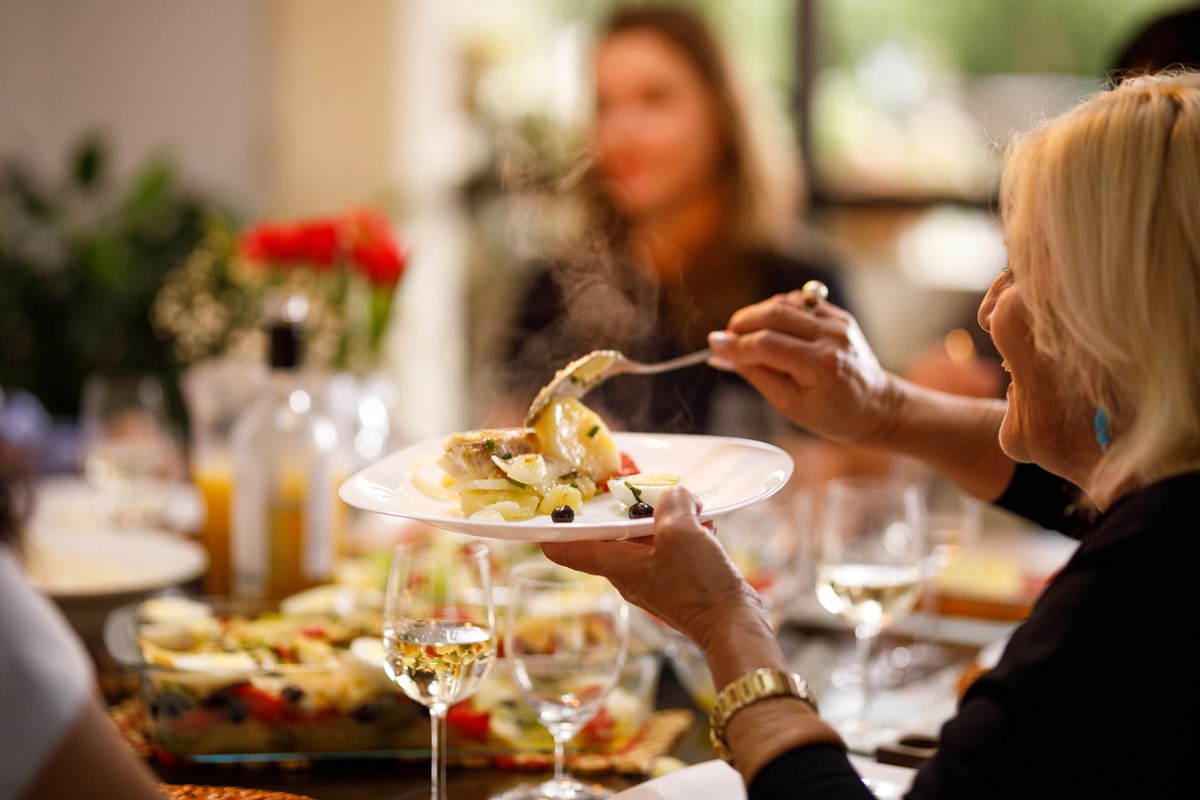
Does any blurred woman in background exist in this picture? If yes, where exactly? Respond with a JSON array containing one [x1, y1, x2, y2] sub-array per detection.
[[498, 3, 847, 438]]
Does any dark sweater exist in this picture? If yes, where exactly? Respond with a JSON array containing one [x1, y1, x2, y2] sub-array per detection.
[[751, 467, 1200, 798], [503, 248, 848, 437]]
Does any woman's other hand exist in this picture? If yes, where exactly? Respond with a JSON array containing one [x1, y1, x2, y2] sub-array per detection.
[[540, 487, 764, 653], [707, 291, 901, 445]]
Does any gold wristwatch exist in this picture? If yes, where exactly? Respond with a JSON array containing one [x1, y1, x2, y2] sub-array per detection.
[[708, 667, 819, 766]]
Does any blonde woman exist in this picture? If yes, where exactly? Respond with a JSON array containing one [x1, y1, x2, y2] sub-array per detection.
[[543, 72, 1200, 797]]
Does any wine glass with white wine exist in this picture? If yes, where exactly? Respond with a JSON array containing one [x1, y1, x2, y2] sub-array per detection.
[[496, 560, 630, 800], [384, 540, 497, 800], [814, 476, 924, 753]]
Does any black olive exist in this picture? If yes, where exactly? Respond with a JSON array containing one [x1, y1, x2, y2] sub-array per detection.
[[551, 505, 575, 523], [281, 684, 305, 703], [628, 502, 654, 519], [351, 702, 380, 723], [225, 696, 248, 724], [201, 691, 230, 711], [154, 691, 192, 719]]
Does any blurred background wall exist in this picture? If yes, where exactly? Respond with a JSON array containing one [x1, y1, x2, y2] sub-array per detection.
[[1, 0, 1194, 442]]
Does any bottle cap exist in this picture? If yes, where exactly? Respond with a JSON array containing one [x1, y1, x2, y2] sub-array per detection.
[[264, 292, 309, 369], [268, 322, 303, 369]]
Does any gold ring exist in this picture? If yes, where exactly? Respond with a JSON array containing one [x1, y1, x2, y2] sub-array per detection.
[[801, 280, 829, 310]]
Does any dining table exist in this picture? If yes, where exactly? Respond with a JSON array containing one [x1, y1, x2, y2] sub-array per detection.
[[96, 615, 998, 800], [28, 467, 1067, 800]]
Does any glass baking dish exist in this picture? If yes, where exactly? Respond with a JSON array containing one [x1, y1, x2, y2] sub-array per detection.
[[104, 593, 661, 762]]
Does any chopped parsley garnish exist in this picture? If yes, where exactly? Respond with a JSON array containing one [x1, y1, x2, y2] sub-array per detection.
[[506, 477, 528, 489], [501, 452, 514, 459], [484, 438, 496, 453], [558, 470, 579, 480], [587, 425, 600, 438], [625, 482, 644, 503], [570, 482, 579, 490]]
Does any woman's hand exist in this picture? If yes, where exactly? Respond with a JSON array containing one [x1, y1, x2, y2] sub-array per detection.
[[709, 290, 1017, 502], [708, 291, 901, 446], [540, 487, 764, 654]]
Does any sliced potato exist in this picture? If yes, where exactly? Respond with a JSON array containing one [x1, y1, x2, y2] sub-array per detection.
[[537, 483, 584, 515], [532, 397, 620, 483], [480, 500, 538, 522], [458, 488, 541, 518]]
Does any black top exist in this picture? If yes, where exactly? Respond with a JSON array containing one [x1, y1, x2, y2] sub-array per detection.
[[502, 248, 848, 437], [750, 467, 1200, 799]]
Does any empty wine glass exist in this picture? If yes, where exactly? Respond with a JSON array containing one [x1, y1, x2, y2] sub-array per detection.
[[497, 560, 630, 800], [78, 372, 184, 530], [814, 476, 924, 753], [384, 540, 497, 800], [895, 479, 984, 676]]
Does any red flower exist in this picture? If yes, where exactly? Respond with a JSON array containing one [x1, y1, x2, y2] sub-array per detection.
[[342, 207, 407, 286], [238, 208, 405, 285], [299, 219, 339, 268]]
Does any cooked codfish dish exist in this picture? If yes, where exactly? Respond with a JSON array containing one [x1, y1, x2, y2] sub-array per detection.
[[432, 396, 677, 523]]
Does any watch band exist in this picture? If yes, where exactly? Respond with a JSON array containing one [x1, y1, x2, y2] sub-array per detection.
[[708, 667, 819, 766]]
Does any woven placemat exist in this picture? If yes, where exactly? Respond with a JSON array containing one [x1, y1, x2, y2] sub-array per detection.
[[158, 785, 316, 800], [111, 699, 693, 776]]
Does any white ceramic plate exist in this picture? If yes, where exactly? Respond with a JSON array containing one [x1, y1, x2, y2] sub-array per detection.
[[610, 755, 916, 799], [25, 526, 209, 598], [339, 432, 793, 542]]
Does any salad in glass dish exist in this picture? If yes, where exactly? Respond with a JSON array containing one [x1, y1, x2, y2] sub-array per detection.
[[105, 548, 661, 761]]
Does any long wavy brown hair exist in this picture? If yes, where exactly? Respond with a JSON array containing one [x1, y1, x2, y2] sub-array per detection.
[[579, 3, 804, 255]]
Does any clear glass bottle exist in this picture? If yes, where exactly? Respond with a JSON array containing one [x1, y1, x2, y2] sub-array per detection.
[[230, 297, 344, 599]]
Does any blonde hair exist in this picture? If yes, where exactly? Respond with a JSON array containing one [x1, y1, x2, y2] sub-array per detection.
[[1000, 71, 1200, 506]]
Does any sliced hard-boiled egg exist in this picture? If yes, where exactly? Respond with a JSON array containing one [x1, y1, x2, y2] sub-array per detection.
[[138, 616, 220, 650], [167, 651, 258, 672], [280, 583, 357, 617], [347, 635, 396, 689], [349, 635, 385, 668], [606, 473, 681, 509], [137, 596, 215, 624]]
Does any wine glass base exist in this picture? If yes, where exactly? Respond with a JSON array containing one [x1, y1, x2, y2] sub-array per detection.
[[495, 777, 616, 800]]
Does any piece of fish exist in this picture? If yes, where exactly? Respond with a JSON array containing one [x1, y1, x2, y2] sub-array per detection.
[[436, 427, 540, 480]]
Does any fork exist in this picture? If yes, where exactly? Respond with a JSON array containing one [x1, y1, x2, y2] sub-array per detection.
[[523, 279, 829, 426], [524, 348, 713, 426]]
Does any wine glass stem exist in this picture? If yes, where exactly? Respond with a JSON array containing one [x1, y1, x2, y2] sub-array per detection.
[[855, 627, 875, 727], [430, 706, 448, 800], [553, 731, 574, 785]]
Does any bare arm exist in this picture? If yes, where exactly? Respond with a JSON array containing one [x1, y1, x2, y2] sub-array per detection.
[[709, 291, 1016, 502], [20, 695, 165, 800]]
